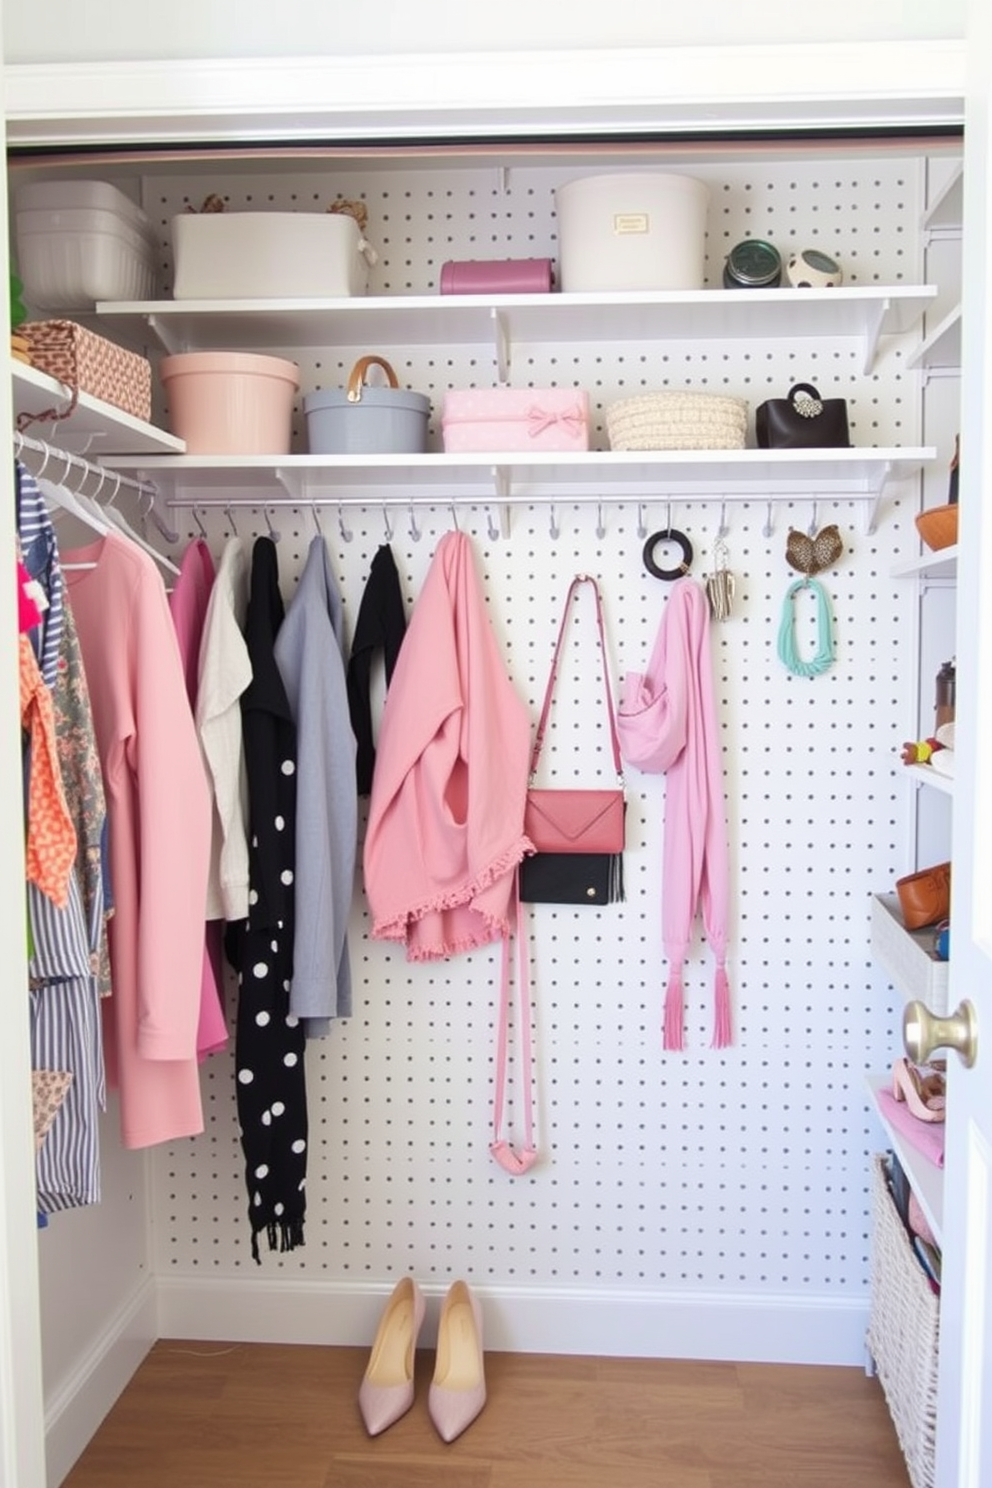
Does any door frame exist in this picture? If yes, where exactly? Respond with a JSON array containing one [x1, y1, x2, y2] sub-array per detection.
[[0, 37, 969, 1487]]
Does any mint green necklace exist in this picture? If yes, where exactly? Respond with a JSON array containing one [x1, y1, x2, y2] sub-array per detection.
[[777, 578, 835, 678]]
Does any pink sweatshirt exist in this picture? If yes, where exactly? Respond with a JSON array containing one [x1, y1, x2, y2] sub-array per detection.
[[63, 533, 211, 1148]]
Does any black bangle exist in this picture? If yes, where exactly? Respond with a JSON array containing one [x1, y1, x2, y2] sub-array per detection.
[[642, 528, 694, 582]]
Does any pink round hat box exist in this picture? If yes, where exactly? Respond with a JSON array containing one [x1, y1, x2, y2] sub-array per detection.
[[160, 351, 301, 455]]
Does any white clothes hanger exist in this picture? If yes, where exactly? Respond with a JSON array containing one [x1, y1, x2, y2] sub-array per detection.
[[33, 447, 111, 540], [100, 472, 182, 578]]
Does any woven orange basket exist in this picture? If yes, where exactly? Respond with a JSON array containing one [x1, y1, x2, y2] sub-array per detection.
[[915, 503, 958, 551]]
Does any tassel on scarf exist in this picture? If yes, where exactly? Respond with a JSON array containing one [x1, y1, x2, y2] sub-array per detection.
[[252, 1218, 306, 1264], [663, 972, 685, 1052], [712, 964, 733, 1049]]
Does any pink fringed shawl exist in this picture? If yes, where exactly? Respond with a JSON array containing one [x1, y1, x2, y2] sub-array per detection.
[[617, 579, 732, 1050], [364, 530, 532, 960]]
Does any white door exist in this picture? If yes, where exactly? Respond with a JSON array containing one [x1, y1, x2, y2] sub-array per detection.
[[931, 5, 992, 1484], [0, 18, 50, 1488]]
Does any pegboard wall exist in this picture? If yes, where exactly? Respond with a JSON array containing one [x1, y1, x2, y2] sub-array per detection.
[[100, 148, 960, 1351]]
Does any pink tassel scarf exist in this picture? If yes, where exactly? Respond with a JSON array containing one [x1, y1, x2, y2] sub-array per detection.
[[616, 579, 732, 1051]]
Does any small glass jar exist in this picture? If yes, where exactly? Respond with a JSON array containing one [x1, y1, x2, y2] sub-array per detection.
[[723, 239, 782, 289]]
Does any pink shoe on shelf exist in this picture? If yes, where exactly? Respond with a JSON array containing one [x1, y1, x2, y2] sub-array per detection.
[[892, 1056, 946, 1123], [358, 1277, 425, 1437], [428, 1280, 487, 1443]]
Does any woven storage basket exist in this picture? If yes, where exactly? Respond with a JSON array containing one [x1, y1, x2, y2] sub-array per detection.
[[17, 319, 152, 426], [866, 1154, 939, 1488], [606, 391, 748, 451], [915, 503, 958, 552]]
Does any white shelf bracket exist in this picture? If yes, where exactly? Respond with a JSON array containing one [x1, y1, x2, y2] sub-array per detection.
[[274, 466, 306, 501], [861, 297, 889, 375], [146, 312, 185, 356], [491, 308, 510, 383], [863, 462, 892, 536]]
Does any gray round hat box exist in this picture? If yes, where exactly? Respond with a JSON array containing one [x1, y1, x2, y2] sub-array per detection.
[[305, 354, 431, 454]]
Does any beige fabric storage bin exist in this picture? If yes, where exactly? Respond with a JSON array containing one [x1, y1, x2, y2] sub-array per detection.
[[867, 1154, 939, 1488], [555, 172, 709, 292]]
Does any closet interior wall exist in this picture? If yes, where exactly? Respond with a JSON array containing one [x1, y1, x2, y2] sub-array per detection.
[[16, 140, 960, 1395]]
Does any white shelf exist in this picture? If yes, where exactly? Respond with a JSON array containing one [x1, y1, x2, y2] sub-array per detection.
[[905, 762, 954, 796], [95, 284, 937, 375], [891, 544, 957, 580], [109, 446, 934, 516], [905, 304, 961, 373], [10, 359, 185, 457], [866, 1073, 943, 1249]]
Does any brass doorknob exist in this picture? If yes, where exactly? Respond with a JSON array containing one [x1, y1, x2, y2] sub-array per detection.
[[904, 999, 979, 1068]]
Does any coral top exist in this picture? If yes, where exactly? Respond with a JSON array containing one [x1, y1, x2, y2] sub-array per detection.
[[63, 533, 211, 1148]]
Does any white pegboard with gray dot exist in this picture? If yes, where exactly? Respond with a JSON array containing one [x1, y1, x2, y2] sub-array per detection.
[[138, 148, 949, 1309]]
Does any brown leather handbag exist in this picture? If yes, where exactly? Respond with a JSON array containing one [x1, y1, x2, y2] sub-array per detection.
[[895, 862, 951, 930]]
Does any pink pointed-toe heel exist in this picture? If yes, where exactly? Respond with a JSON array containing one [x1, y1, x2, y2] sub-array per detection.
[[358, 1277, 425, 1437], [428, 1280, 487, 1444], [892, 1056, 946, 1123]]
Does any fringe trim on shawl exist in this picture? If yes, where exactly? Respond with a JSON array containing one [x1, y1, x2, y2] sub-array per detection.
[[662, 972, 685, 1052], [712, 964, 733, 1049], [251, 1216, 306, 1265], [371, 834, 534, 958]]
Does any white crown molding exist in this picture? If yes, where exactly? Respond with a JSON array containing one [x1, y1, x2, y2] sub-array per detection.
[[4, 40, 966, 148]]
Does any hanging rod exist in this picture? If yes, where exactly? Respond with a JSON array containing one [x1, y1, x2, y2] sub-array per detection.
[[14, 430, 158, 506]]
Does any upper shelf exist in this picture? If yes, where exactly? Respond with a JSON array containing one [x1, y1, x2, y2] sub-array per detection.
[[95, 284, 938, 377], [10, 359, 185, 457]]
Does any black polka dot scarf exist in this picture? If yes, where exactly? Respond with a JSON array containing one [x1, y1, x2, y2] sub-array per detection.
[[231, 537, 308, 1262]]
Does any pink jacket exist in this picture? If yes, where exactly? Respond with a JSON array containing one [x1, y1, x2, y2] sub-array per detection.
[[364, 531, 532, 960]]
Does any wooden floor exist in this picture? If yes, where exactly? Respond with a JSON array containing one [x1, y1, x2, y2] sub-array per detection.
[[64, 1341, 912, 1488]]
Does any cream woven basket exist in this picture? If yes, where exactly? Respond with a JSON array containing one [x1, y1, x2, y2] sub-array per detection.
[[606, 391, 748, 451]]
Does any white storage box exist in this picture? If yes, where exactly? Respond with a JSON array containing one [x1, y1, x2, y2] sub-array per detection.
[[14, 179, 160, 311], [171, 212, 378, 299], [555, 172, 709, 293], [870, 893, 950, 1015]]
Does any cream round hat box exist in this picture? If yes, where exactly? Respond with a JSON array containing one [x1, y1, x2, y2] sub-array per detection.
[[554, 172, 710, 293]]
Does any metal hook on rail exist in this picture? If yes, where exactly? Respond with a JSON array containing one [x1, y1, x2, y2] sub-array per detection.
[[408, 503, 421, 542], [486, 506, 501, 542], [717, 502, 730, 541], [264, 507, 281, 544], [596, 503, 606, 541], [338, 505, 353, 544], [310, 501, 323, 536], [224, 504, 239, 538], [636, 503, 648, 540], [807, 501, 819, 538], [192, 507, 209, 541], [762, 502, 775, 540], [549, 505, 560, 541], [382, 504, 394, 541]]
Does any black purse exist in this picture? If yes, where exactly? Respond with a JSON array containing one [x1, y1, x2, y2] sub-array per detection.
[[755, 382, 851, 450], [518, 575, 626, 906]]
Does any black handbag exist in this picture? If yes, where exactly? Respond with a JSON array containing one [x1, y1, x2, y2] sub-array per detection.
[[755, 382, 851, 449], [518, 575, 626, 906]]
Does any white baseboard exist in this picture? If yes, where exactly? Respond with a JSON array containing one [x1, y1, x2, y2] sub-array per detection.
[[157, 1276, 868, 1367], [44, 1277, 157, 1488]]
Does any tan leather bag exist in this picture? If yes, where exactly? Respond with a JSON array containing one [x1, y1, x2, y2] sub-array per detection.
[[895, 862, 951, 931]]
